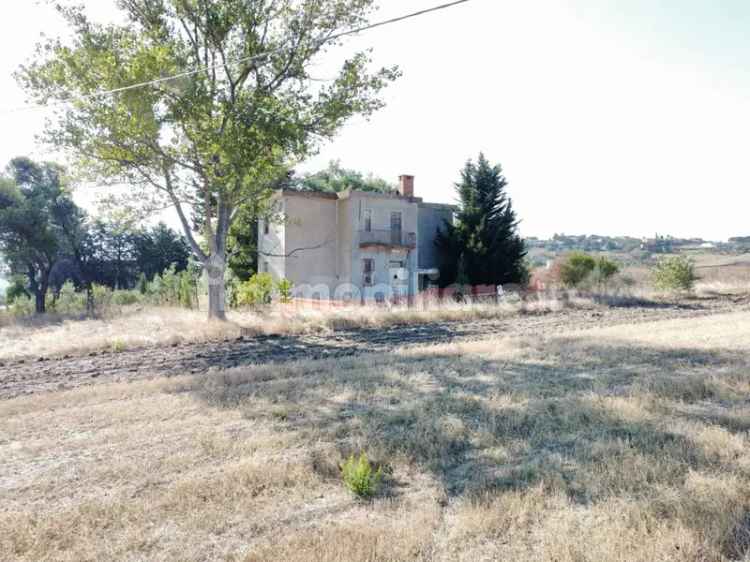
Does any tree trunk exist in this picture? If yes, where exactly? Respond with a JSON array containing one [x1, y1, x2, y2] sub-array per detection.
[[206, 256, 227, 321], [28, 266, 48, 315], [34, 287, 46, 314], [85, 284, 95, 317]]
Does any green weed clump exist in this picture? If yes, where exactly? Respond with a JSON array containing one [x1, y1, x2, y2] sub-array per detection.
[[340, 453, 382, 499], [652, 255, 697, 292]]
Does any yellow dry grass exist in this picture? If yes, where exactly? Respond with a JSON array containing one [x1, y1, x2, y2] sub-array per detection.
[[0, 295, 586, 361], [2, 311, 750, 561]]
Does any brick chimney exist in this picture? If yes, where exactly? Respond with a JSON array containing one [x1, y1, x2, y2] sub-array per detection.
[[398, 175, 414, 198]]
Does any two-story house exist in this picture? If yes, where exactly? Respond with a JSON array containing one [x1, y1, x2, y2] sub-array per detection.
[[257, 175, 455, 302]]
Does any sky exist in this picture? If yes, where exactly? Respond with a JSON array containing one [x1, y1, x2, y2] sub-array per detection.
[[0, 0, 749, 241]]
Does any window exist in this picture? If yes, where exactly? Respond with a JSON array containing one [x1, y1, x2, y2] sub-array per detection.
[[261, 261, 269, 273], [362, 258, 374, 286], [390, 212, 402, 244], [363, 209, 372, 232], [263, 219, 270, 235]]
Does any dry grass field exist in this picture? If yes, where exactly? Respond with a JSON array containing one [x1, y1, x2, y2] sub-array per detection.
[[3, 310, 750, 561], [0, 295, 582, 362]]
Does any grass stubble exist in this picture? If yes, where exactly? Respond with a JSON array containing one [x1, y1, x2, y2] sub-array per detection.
[[2, 311, 750, 560]]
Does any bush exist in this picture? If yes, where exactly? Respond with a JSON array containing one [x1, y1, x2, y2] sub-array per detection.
[[54, 281, 85, 314], [340, 453, 382, 499], [236, 273, 274, 306], [559, 252, 597, 287], [111, 290, 141, 306], [144, 265, 197, 308], [559, 252, 619, 288], [276, 278, 293, 303], [6, 276, 29, 304], [92, 284, 112, 311], [652, 255, 697, 292], [9, 295, 34, 317]]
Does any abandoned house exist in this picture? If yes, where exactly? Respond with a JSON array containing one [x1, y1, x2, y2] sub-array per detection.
[[257, 175, 456, 302]]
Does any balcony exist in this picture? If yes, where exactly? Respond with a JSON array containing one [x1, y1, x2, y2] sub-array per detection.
[[359, 229, 416, 249]]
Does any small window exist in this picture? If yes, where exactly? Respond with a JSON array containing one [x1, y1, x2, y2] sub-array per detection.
[[363, 209, 372, 232], [261, 261, 269, 273], [263, 219, 270, 235], [362, 258, 374, 286]]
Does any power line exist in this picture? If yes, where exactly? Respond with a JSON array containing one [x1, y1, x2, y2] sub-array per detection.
[[1, 0, 472, 116]]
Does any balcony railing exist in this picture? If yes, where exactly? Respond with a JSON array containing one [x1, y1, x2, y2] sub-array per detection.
[[359, 229, 416, 249]]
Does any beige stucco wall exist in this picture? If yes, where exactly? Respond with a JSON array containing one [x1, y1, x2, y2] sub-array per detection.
[[282, 194, 339, 292]]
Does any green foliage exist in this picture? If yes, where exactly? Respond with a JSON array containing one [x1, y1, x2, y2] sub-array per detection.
[[0, 158, 71, 314], [559, 252, 597, 287], [54, 281, 85, 314], [340, 453, 382, 499], [236, 273, 275, 307], [9, 295, 34, 318], [559, 252, 619, 288], [145, 265, 197, 308], [436, 154, 527, 287], [111, 290, 141, 306], [19, 0, 399, 319], [6, 276, 29, 304], [652, 256, 697, 292], [111, 339, 127, 353], [136, 273, 148, 295], [276, 278, 294, 304], [294, 161, 393, 193], [178, 271, 196, 309]]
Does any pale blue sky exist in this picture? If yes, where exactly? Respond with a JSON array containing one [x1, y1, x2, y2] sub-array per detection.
[[0, 0, 748, 240]]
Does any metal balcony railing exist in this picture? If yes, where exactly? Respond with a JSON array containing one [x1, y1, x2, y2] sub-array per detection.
[[359, 229, 416, 248]]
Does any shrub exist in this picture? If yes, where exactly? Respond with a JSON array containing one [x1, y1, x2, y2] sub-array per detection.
[[559, 252, 597, 287], [6, 276, 29, 304], [276, 278, 294, 303], [111, 290, 141, 306], [92, 284, 112, 311], [558, 252, 619, 288], [236, 273, 274, 306], [10, 295, 34, 317], [340, 452, 382, 499], [652, 255, 697, 292], [589, 256, 620, 288], [178, 271, 196, 309], [54, 281, 84, 314]]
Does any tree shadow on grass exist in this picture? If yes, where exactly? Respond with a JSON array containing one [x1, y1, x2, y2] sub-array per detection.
[[174, 333, 750, 504]]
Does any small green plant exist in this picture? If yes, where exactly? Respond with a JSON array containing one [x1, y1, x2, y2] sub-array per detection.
[[340, 452, 382, 498], [276, 278, 293, 303], [652, 255, 697, 292], [111, 339, 127, 353], [236, 273, 274, 306]]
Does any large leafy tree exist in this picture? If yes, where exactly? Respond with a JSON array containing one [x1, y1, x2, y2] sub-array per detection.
[[134, 222, 191, 282], [19, 0, 399, 319], [0, 158, 72, 314], [436, 153, 527, 287]]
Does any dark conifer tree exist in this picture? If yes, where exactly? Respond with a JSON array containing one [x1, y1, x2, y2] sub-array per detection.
[[436, 154, 527, 286]]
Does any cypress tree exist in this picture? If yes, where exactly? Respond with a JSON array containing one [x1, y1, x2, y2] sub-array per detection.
[[436, 154, 527, 287]]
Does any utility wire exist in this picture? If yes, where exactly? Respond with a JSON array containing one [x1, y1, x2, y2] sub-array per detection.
[[1, 0, 472, 116]]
